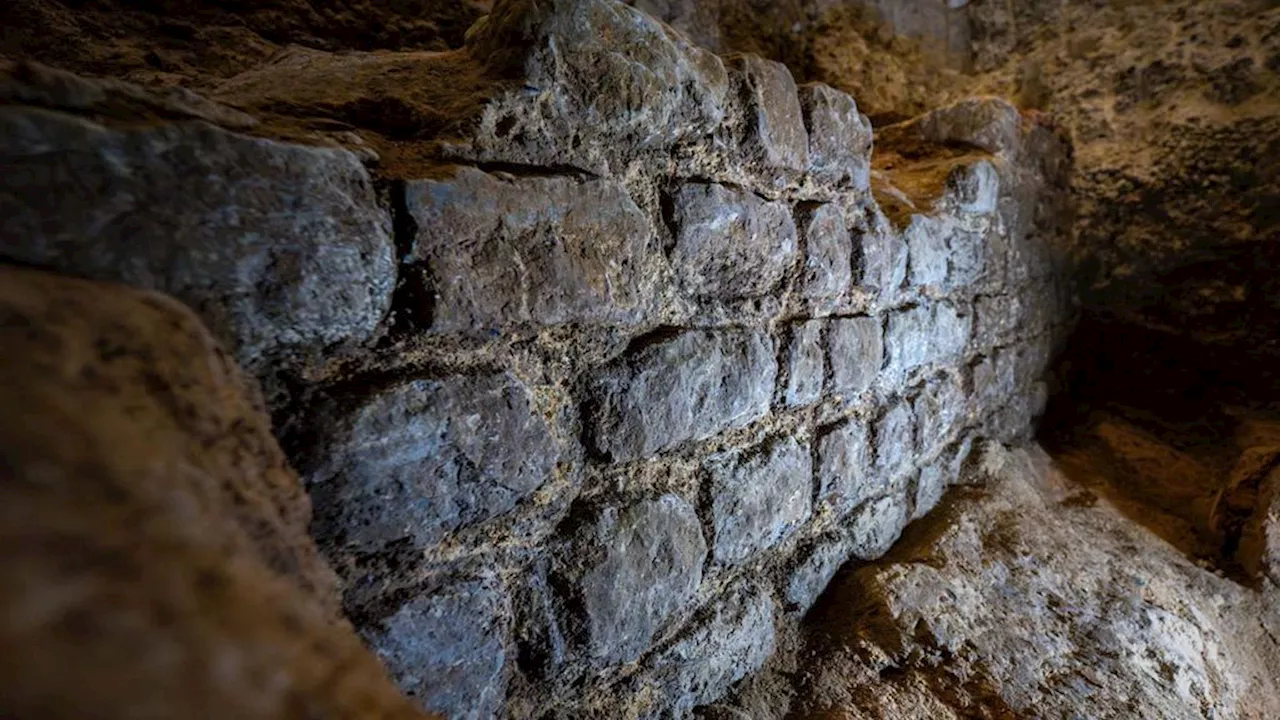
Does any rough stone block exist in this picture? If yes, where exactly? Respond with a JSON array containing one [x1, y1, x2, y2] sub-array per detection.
[[817, 420, 883, 516], [668, 183, 798, 300], [905, 215, 950, 288], [970, 351, 1018, 411], [650, 582, 776, 714], [885, 303, 971, 383], [783, 321, 825, 408], [512, 561, 568, 681], [459, 0, 730, 174], [797, 203, 853, 303], [706, 437, 813, 565], [728, 54, 808, 175], [875, 400, 918, 483], [799, 83, 873, 189], [0, 107, 395, 372], [848, 493, 910, 561], [403, 167, 660, 334], [944, 159, 1000, 215], [914, 374, 968, 457], [785, 535, 851, 614], [948, 229, 988, 289], [858, 212, 908, 305], [827, 317, 884, 396], [913, 462, 947, 521], [974, 294, 1023, 349], [563, 495, 708, 665], [587, 329, 777, 461], [308, 373, 559, 550], [366, 577, 510, 720]]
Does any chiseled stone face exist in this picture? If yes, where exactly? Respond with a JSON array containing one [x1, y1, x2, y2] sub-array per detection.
[[729, 54, 809, 175], [800, 82, 873, 189], [827, 317, 884, 396], [783, 320, 826, 408], [847, 493, 911, 561], [308, 373, 560, 551], [817, 419, 877, 516], [798, 202, 854, 303], [564, 495, 708, 665], [785, 534, 852, 614], [366, 577, 511, 720], [0, 106, 395, 372], [403, 167, 662, 335], [874, 399, 918, 484], [460, 0, 730, 174], [648, 581, 776, 714], [706, 437, 813, 565], [667, 182, 798, 300], [586, 329, 777, 461]]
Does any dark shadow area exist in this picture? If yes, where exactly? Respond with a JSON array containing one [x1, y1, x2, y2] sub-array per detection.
[[1039, 241, 1280, 583]]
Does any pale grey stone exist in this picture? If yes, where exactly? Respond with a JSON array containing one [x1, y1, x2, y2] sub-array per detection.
[[403, 167, 660, 334], [914, 373, 968, 457], [913, 463, 947, 520], [459, 0, 730, 174], [816, 420, 884, 516], [587, 329, 777, 461], [366, 577, 510, 720], [945, 159, 1001, 214], [906, 215, 950, 288], [799, 83, 873, 189], [729, 54, 808, 175], [785, 535, 852, 614], [798, 203, 853, 302], [668, 183, 798, 300], [827, 317, 884, 396], [706, 437, 813, 565], [0, 107, 394, 372], [848, 494, 910, 561], [784, 321, 825, 408], [650, 582, 776, 715], [563, 495, 708, 665], [309, 373, 559, 550], [884, 303, 971, 383], [875, 400, 918, 483]]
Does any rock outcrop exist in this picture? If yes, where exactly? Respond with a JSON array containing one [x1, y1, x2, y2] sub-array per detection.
[[766, 443, 1280, 719], [0, 265, 428, 720]]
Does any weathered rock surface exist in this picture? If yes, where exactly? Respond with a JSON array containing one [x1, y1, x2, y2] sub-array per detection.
[[0, 265, 426, 720], [365, 577, 510, 720], [0, 103, 395, 374], [403, 167, 662, 334], [560, 495, 708, 665], [667, 183, 798, 300], [796, 202, 854, 305], [459, 0, 731, 174], [586, 329, 777, 461], [306, 373, 562, 552], [783, 444, 1280, 719], [647, 582, 777, 715], [826, 316, 883, 396], [706, 437, 813, 565], [782, 320, 826, 408]]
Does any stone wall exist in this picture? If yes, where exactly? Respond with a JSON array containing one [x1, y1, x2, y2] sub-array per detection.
[[0, 0, 1073, 717]]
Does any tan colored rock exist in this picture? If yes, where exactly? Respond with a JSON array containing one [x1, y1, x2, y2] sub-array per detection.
[[0, 265, 429, 720]]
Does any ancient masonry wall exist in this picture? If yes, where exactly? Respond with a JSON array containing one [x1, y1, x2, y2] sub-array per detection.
[[0, 1, 1073, 717]]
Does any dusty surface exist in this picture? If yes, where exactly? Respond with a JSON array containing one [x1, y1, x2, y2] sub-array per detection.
[[718, 443, 1280, 719], [0, 265, 430, 720]]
